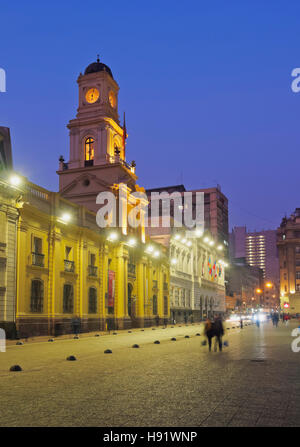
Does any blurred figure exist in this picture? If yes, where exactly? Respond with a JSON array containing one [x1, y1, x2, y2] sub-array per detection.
[[240, 316, 243, 329], [72, 315, 81, 336], [204, 318, 214, 352], [284, 314, 290, 326], [213, 314, 224, 352], [256, 315, 260, 327], [273, 312, 279, 327]]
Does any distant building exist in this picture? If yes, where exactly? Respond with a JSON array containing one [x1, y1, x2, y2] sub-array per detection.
[[194, 186, 229, 249], [146, 184, 229, 248], [230, 226, 279, 280], [277, 209, 300, 314], [145, 185, 227, 321], [226, 258, 264, 311], [229, 226, 280, 308]]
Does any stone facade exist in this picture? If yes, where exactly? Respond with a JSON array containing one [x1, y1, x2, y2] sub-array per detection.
[[15, 179, 169, 337], [146, 224, 226, 323], [277, 209, 300, 314]]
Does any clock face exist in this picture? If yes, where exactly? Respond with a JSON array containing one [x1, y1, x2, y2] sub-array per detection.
[[85, 88, 99, 104], [109, 90, 116, 108]]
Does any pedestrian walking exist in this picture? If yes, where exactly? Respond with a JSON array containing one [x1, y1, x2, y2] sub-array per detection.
[[204, 318, 214, 352], [240, 316, 243, 329], [72, 316, 81, 336], [284, 314, 290, 326], [213, 315, 224, 352]]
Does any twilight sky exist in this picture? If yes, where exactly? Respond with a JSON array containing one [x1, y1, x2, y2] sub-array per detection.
[[1, 0, 300, 232]]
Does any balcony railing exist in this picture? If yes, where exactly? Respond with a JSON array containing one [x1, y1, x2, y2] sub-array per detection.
[[32, 252, 44, 267], [64, 260, 75, 273], [88, 265, 98, 276], [106, 154, 136, 174]]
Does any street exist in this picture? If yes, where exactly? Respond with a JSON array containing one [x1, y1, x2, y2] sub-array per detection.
[[0, 320, 299, 427]]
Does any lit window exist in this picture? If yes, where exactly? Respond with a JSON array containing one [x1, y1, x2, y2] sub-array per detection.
[[85, 137, 94, 162]]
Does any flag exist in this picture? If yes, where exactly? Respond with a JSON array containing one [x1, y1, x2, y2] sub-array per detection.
[[123, 112, 127, 157]]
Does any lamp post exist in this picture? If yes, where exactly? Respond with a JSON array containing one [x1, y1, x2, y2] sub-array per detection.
[[255, 288, 262, 308]]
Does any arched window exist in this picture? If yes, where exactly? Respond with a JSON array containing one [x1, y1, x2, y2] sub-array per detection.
[[153, 295, 158, 315], [30, 279, 44, 312], [88, 287, 97, 314], [63, 284, 74, 313], [85, 137, 94, 165]]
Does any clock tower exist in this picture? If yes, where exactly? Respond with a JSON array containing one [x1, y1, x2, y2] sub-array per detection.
[[57, 57, 137, 213]]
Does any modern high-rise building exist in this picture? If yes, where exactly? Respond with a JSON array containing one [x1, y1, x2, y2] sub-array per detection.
[[229, 226, 279, 281], [229, 226, 280, 309], [193, 186, 229, 248], [146, 184, 229, 248]]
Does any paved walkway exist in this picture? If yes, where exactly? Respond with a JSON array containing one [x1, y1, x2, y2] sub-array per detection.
[[0, 320, 299, 427]]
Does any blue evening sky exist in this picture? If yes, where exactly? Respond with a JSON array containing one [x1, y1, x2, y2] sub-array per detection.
[[1, 0, 300, 231]]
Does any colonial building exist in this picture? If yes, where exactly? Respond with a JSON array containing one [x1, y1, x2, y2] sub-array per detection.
[[146, 223, 226, 322], [1, 58, 170, 337], [10, 176, 168, 337], [169, 230, 226, 322], [277, 209, 300, 314]]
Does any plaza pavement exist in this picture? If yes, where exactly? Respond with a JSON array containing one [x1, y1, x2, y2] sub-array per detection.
[[0, 319, 299, 427]]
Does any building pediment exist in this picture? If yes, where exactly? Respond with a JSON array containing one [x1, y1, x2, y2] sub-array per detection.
[[59, 172, 112, 197]]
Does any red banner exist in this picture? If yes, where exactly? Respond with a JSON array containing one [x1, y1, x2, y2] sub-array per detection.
[[108, 270, 115, 307]]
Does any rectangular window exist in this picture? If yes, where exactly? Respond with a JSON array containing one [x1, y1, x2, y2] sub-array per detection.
[[33, 237, 42, 254], [32, 237, 44, 267], [88, 288, 97, 313], [296, 272, 300, 280]]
